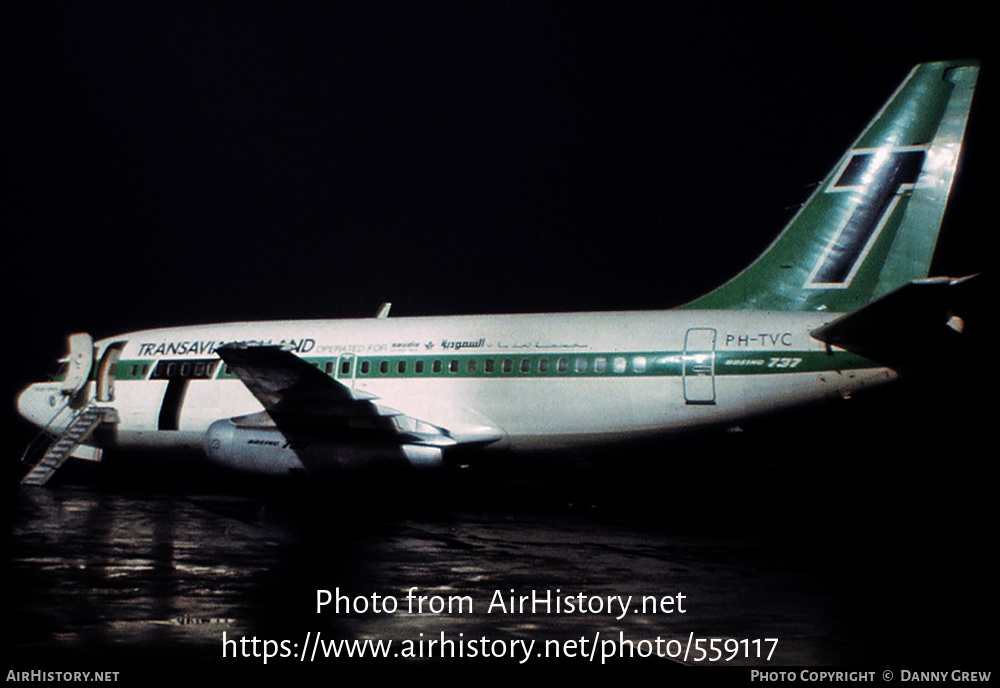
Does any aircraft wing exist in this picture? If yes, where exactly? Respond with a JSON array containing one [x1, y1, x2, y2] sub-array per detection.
[[217, 343, 375, 419], [215, 343, 455, 445]]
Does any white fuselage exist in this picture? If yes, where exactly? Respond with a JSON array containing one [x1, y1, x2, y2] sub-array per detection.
[[17, 309, 894, 464]]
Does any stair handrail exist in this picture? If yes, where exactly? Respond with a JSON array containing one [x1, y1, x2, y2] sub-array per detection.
[[19, 403, 84, 468]]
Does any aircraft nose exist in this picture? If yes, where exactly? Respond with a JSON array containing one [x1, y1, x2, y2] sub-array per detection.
[[16, 383, 63, 428]]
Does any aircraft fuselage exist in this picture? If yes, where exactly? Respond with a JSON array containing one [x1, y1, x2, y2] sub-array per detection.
[[16, 61, 976, 482], [17, 310, 892, 468]]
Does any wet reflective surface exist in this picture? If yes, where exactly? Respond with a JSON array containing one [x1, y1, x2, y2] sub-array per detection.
[[4, 387, 991, 677]]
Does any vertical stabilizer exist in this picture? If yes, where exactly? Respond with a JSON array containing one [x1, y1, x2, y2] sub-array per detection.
[[683, 60, 978, 312]]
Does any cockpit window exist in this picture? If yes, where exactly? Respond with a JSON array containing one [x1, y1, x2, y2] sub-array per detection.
[[48, 360, 70, 382]]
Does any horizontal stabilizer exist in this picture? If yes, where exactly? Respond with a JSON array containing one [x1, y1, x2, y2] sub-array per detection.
[[810, 275, 977, 366]]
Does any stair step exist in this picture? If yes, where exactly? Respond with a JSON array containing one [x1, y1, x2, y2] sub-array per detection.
[[20, 406, 108, 486]]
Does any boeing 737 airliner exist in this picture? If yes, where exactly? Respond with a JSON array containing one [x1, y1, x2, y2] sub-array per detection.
[[16, 61, 979, 485]]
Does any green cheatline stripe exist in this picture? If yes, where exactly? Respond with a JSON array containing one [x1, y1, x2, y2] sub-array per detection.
[[111, 349, 879, 382]]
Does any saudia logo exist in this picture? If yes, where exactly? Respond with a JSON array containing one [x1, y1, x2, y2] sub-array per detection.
[[441, 338, 486, 351], [137, 338, 316, 357]]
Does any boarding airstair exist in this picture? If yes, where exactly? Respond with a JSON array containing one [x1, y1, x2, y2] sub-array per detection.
[[20, 404, 114, 486]]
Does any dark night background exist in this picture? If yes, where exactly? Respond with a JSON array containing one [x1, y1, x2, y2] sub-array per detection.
[[2, 1, 994, 678]]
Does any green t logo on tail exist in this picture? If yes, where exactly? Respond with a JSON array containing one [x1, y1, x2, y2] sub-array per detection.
[[684, 61, 978, 313]]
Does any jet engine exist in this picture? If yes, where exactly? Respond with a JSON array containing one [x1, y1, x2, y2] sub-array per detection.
[[204, 418, 444, 475]]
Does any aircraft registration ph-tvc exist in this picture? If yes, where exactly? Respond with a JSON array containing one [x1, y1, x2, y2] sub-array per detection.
[[16, 60, 979, 486]]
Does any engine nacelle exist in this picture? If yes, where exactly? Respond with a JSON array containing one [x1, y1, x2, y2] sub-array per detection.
[[205, 419, 444, 475]]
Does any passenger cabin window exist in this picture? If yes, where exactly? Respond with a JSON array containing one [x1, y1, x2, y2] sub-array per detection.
[[594, 357, 607, 373], [613, 356, 627, 373], [415, 360, 425, 374], [152, 359, 217, 379]]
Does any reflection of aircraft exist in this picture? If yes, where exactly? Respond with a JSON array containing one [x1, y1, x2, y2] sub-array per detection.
[[17, 61, 979, 484]]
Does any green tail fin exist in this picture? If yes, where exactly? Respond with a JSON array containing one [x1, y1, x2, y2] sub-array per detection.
[[683, 60, 978, 312]]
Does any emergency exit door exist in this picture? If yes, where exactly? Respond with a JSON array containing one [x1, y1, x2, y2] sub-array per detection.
[[683, 328, 717, 405]]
